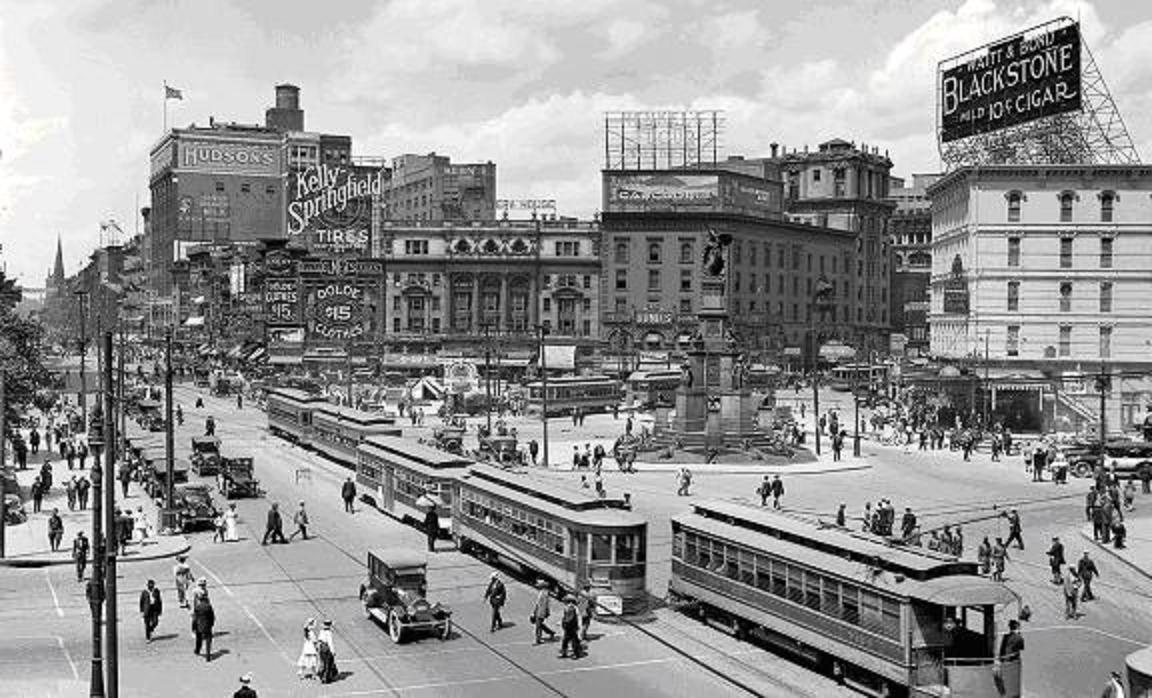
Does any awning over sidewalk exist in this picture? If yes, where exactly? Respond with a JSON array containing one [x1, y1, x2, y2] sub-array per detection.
[[268, 355, 303, 365], [183, 316, 205, 327], [540, 345, 576, 370]]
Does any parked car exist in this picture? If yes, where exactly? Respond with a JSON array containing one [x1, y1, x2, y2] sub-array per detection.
[[1063, 439, 1152, 478], [360, 549, 452, 644], [170, 484, 219, 532], [218, 455, 259, 498], [190, 436, 222, 476]]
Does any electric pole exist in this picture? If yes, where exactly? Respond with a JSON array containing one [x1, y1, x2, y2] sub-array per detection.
[[483, 322, 493, 436], [165, 328, 175, 512], [87, 376, 105, 698], [0, 371, 6, 559], [102, 332, 119, 698], [76, 290, 89, 432], [537, 324, 550, 468]]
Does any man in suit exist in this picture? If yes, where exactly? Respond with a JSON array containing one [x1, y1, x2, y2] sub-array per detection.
[[233, 673, 257, 698], [72, 532, 90, 582], [192, 594, 216, 660], [262, 502, 287, 545], [139, 579, 163, 641]]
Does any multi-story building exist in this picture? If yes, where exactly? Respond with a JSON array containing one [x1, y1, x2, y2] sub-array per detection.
[[929, 165, 1152, 432], [758, 139, 896, 354], [599, 168, 856, 364], [383, 154, 496, 222], [888, 174, 940, 356], [377, 219, 601, 359]]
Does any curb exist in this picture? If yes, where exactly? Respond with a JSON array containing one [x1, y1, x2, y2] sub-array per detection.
[[549, 461, 873, 475], [0, 538, 191, 569], [1077, 525, 1151, 583]]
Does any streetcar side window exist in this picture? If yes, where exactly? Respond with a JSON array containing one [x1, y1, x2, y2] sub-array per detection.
[[697, 539, 711, 570], [683, 532, 697, 565], [725, 546, 740, 580], [591, 534, 613, 562], [771, 563, 787, 597], [787, 567, 804, 604], [804, 572, 822, 611], [615, 534, 637, 563], [710, 543, 727, 574], [822, 579, 841, 617], [840, 583, 861, 625], [739, 550, 755, 586], [754, 555, 772, 592]]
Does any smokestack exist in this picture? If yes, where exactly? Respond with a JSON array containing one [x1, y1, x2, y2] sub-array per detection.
[[770, 143, 779, 158]]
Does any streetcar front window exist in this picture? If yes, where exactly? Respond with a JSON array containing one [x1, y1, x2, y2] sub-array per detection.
[[614, 534, 636, 563], [591, 534, 612, 562]]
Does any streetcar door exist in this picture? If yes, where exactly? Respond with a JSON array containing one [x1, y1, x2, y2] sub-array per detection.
[[571, 529, 588, 586], [382, 465, 395, 511]]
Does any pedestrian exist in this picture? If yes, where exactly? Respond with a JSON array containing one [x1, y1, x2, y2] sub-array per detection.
[[832, 430, 844, 461], [532, 580, 557, 644], [173, 555, 192, 608], [134, 506, 151, 543], [205, 415, 216, 436], [139, 579, 163, 641], [1077, 551, 1099, 602], [236, 393, 243, 410], [48, 508, 64, 552], [176, 404, 184, 426], [192, 594, 216, 661], [953, 526, 965, 557], [1004, 510, 1024, 550], [119, 465, 132, 499], [577, 582, 595, 640], [424, 505, 440, 552], [316, 620, 338, 683], [1093, 498, 1110, 542], [483, 572, 506, 632], [224, 503, 239, 542], [65, 442, 75, 470], [1062, 565, 1080, 619], [30, 427, 40, 454], [341, 477, 357, 513], [233, 673, 257, 698], [1112, 519, 1127, 549], [1140, 462, 1152, 495], [835, 503, 846, 527], [65, 476, 77, 511], [78, 441, 88, 469], [677, 468, 692, 496], [977, 536, 991, 575], [756, 476, 770, 507], [77, 475, 90, 510], [529, 439, 539, 466], [73, 531, 90, 582], [190, 577, 209, 608], [901, 508, 917, 540], [290, 501, 310, 541], [991, 537, 1008, 581], [1047, 536, 1066, 584], [861, 503, 872, 533], [559, 595, 584, 659], [262, 502, 287, 545], [1123, 479, 1137, 512], [818, 414, 826, 435], [118, 509, 132, 556], [31, 476, 43, 513], [297, 618, 318, 680], [770, 475, 784, 509], [213, 512, 226, 543], [1032, 446, 1047, 482], [998, 619, 1024, 662]]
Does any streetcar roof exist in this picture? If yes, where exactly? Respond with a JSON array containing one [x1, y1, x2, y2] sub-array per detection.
[[525, 375, 618, 387], [360, 435, 473, 469], [462, 465, 647, 526], [266, 387, 328, 403], [915, 576, 1018, 607], [684, 500, 973, 579], [313, 404, 398, 427]]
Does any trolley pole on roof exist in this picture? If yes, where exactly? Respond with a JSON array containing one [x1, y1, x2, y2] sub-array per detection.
[[537, 323, 550, 468]]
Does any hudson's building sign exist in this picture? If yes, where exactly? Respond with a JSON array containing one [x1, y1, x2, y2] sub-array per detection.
[[177, 139, 281, 176]]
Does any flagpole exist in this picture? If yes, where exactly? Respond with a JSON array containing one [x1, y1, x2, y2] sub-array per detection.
[[163, 81, 168, 132]]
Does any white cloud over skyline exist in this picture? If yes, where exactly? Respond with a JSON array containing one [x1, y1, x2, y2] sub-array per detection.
[[1, 0, 1151, 286]]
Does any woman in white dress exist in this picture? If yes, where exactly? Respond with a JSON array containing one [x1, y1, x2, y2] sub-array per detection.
[[224, 503, 239, 542], [296, 618, 318, 679], [133, 506, 151, 542]]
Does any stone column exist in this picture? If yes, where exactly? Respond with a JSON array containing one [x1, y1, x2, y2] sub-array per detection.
[[471, 275, 480, 333], [500, 275, 509, 332]]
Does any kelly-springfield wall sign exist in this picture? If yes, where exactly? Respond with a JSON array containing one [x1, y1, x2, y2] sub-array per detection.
[[288, 164, 382, 236]]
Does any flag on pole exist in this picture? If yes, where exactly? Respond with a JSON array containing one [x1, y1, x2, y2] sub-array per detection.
[[165, 84, 183, 101]]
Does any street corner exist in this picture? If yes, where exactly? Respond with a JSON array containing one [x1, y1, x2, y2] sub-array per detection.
[[0, 534, 191, 569], [1078, 520, 1152, 583]]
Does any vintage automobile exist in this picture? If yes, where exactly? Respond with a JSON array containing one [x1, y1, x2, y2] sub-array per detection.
[[144, 454, 190, 500], [4, 493, 27, 525], [360, 550, 452, 644], [1063, 439, 1152, 479], [432, 424, 466, 454], [190, 436, 222, 476], [170, 483, 219, 532], [136, 400, 165, 432], [218, 455, 259, 498], [477, 433, 522, 466]]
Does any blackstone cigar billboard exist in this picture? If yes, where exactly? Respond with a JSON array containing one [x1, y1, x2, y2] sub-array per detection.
[[940, 21, 1082, 142]]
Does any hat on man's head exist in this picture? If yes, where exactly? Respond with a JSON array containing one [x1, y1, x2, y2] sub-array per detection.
[[197, 578, 207, 587], [239, 673, 252, 684], [536, 579, 549, 589]]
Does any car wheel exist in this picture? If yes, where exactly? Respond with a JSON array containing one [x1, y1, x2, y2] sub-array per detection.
[[1074, 461, 1092, 478], [388, 610, 404, 644], [440, 618, 452, 641]]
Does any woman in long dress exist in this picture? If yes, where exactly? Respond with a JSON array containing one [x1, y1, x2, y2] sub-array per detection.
[[317, 619, 338, 683], [224, 504, 239, 542], [296, 619, 318, 679]]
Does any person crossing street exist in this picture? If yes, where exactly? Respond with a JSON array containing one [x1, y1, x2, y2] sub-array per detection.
[[341, 477, 357, 513], [483, 572, 506, 632], [72, 531, 89, 582], [262, 503, 287, 545], [1004, 509, 1024, 550], [1047, 536, 1066, 585], [289, 501, 310, 541], [1077, 551, 1100, 602]]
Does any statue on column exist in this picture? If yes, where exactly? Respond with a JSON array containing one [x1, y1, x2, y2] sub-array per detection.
[[702, 229, 731, 278], [680, 361, 694, 388]]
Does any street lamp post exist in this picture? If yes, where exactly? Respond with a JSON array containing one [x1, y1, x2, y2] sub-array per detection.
[[87, 381, 106, 698], [164, 328, 175, 512], [101, 332, 119, 698], [536, 324, 550, 468], [482, 322, 493, 435], [75, 290, 89, 432]]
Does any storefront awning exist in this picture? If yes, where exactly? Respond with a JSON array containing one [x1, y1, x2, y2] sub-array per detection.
[[191, 296, 206, 305], [268, 355, 304, 365], [246, 347, 266, 362], [540, 345, 576, 370], [183, 316, 205, 327]]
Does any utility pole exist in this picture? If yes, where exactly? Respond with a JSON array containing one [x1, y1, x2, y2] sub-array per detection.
[[87, 368, 105, 698], [1098, 366, 1108, 456], [76, 290, 89, 432], [983, 329, 991, 424], [117, 329, 126, 467], [102, 332, 119, 698], [852, 367, 862, 458], [483, 322, 493, 435], [165, 328, 175, 512], [537, 324, 550, 468], [0, 371, 6, 559], [810, 327, 821, 455]]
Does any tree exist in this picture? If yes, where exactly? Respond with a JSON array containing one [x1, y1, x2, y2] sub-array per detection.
[[0, 270, 56, 436]]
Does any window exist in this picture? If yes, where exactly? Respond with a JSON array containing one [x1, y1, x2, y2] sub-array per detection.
[[1100, 326, 1112, 359], [1059, 325, 1072, 357], [614, 297, 627, 313], [804, 572, 821, 611], [679, 298, 692, 313], [749, 245, 757, 266], [615, 534, 637, 563], [1059, 282, 1072, 312], [404, 240, 429, 255], [680, 269, 692, 292], [1100, 238, 1113, 268], [777, 245, 785, 268], [648, 241, 662, 264], [542, 298, 551, 312], [1060, 237, 1073, 268], [591, 534, 612, 562], [1059, 191, 1075, 222], [614, 241, 629, 264], [787, 171, 799, 200], [615, 269, 627, 290], [840, 583, 860, 625], [647, 269, 661, 291], [240, 182, 250, 194], [1007, 281, 1020, 312], [1100, 192, 1116, 222], [1100, 282, 1113, 313], [555, 241, 579, 256], [1007, 191, 1022, 222], [792, 246, 802, 271], [1007, 325, 1020, 356], [679, 241, 693, 264], [812, 168, 821, 182], [833, 168, 846, 197], [733, 242, 742, 264], [1007, 237, 1020, 267]]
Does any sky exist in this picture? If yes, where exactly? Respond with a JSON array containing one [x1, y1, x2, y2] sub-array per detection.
[[2, 0, 1152, 287]]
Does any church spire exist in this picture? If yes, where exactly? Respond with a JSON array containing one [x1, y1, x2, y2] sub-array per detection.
[[52, 235, 65, 281]]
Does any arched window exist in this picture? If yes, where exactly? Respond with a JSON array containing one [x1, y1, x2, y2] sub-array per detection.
[[614, 241, 629, 263], [648, 242, 662, 264], [680, 242, 693, 264], [1006, 191, 1023, 222], [1059, 191, 1076, 222], [1099, 191, 1116, 222]]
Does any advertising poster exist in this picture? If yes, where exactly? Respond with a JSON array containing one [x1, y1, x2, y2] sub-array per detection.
[[307, 282, 366, 341], [287, 164, 381, 256], [605, 173, 719, 212]]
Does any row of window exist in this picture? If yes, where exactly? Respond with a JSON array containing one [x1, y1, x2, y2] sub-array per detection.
[[616, 240, 849, 276], [391, 317, 592, 336], [394, 295, 590, 313], [1005, 325, 1113, 358], [528, 383, 622, 400], [459, 489, 567, 556], [1006, 281, 1113, 313], [389, 273, 593, 290], [674, 529, 902, 640], [1005, 236, 1112, 268], [1005, 190, 1116, 223]]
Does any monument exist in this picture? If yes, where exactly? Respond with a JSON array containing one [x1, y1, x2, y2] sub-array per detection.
[[659, 230, 764, 453]]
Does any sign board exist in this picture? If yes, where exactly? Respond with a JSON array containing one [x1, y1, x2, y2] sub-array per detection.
[[595, 594, 623, 617], [605, 173, 719, 211], [940, 22, 1082, 142], [177, 138, 281, 176], [264, 279, 300, 325], [308, 282, 364, 340], [267, 326, 304, 348], [287, 164, 381, 243]]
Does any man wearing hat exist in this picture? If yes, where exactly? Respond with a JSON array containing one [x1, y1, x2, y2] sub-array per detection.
[[262, 502, 287, 545], [531, 580, 556, 644], [192, 589, 216, 661], [173, 556, 192, 608], [138, 579, 163, 641], [233, 673, 257, 698], [558, 594, 584, 659], [483, 572, 507, 632]]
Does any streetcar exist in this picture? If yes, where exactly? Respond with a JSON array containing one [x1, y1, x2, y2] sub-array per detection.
[[356, 435, 472, 535], [266, 387, 329, 444], [524, 375, 622, 417], [625, 369, 680, 407], [826, 363, 889, 392], [310, 405, 402, 469], [453, 464, 648, 614], [669, 500, 1021, 698]]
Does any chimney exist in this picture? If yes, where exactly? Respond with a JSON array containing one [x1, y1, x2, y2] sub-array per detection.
[[770, 143, 779, 158]]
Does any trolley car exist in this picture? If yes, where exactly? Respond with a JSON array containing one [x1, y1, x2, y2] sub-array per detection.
[[310, 406, 401, 469], [266, 388, 329, 444], [669, 500, 1021, 698], [625, 369, 680, 407], [356, 435, 472, 534], [453, 464, 648, 613], [524, 375, 622, 417]]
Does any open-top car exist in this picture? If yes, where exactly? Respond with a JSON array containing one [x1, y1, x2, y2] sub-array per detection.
[[170, 483, 218, 532], [190, 435, 222, 476], [360, 549, 452, 644], [217, 454, 259, 498], [136, 400, 165, 432], [477, 433, 522, 466]]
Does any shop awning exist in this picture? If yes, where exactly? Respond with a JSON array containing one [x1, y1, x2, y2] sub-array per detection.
[[246, 347, 266, 362], [183, 316, 205, 327], [540, 345, 576, 370], [191, 296, 206, 305], [268, 355, 304, 365]]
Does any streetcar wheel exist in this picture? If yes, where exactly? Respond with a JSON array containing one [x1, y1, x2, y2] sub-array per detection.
[[388, 611, 404, 644], [1074, 461, 1092, 478], [440, 619, 452, 641]]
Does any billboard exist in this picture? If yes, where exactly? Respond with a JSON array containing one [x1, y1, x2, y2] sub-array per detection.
[[287, 164, 381, 256], [177, 138, 281, 176], [605, 173, 719, 211], [307, 282, 365, 340], [940, 22, 1081, 142], [264, 278, 300, 325], [720, 177, 782, 218]]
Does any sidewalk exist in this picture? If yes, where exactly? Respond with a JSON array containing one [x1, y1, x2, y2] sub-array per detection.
[[1, 455, 189, 568], [1079, 513, 1152, 582]]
